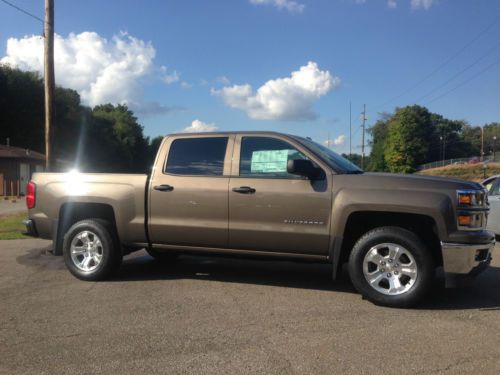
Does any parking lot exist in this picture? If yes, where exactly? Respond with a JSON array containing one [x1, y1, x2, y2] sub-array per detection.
[[1, 239, 499, 374]]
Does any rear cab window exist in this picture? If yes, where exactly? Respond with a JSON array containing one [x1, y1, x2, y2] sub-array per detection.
[[165, 137, 229, 176]]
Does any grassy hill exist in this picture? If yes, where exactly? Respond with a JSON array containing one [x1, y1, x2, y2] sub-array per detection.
[[417, 162, 500, 182]]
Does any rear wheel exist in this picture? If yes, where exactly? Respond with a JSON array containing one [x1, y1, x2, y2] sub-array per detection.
[[63, 219, 122, 281], [348, 226, 434, 308]]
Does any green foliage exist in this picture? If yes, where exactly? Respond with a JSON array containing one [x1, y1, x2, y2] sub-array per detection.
[[0, 65, 159, 173], [384, 106, 433, 173], [367, 104, 498, 173], [0, 212, 29, 240], [366, 115, 390, 172], [0, 64, 45, 153]]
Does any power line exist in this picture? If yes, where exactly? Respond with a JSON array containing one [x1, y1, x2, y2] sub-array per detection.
[[426, 57, 500, 104], [415, 41, 500, 103], [0, 0, 45, 24], [375, 17, 499, 111]]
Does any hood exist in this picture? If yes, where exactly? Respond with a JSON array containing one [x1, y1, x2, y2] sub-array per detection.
[[344, 172, 483, 192]]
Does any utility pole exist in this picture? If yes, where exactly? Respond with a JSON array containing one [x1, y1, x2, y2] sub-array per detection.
[[494, 136, 497, 161], [349, 101, 352, 157], [442, 136, 446, 166], [44, 0, 55, 171], [480, 126, 484, 162], [361, 104, 366, 169], [439, 136, 442, 165]]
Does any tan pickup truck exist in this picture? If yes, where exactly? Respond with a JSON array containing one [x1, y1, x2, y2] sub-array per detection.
[[25, 131, 494, 307]]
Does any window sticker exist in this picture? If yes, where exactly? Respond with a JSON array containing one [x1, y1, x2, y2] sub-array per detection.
[[250, 150, 290, 173]]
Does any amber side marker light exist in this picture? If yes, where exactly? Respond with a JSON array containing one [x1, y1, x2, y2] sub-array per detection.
[[458, 194, 472, 205], [458, 215, 472, 226]]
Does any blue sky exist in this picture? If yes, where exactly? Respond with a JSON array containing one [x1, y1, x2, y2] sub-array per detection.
[[1, 0, 499, 154]]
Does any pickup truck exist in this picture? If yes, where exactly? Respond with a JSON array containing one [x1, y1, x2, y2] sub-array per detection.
[[25, 131, 494, 307]]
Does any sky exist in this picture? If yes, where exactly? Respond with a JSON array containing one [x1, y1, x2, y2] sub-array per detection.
[[0, 0, 499, 155]]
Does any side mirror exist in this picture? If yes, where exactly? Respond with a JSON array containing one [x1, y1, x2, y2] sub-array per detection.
[[287, 159, 321, 179]]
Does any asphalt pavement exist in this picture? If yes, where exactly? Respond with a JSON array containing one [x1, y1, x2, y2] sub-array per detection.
[[0, 239, 499, 374]]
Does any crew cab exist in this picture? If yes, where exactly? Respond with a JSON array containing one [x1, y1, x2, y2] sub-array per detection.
[[24, 132, 494, 307]]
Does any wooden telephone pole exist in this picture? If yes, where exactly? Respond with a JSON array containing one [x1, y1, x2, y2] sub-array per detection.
[[361, 104, 366, 169], [44, 0, 55, 171]]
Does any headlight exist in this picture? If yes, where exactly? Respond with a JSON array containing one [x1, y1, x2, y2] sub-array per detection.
[[456, 189, 488, 230]]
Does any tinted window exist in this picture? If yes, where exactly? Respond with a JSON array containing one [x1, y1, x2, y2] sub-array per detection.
[[165, 137, 228, 176], [240, 137, 307, 178], [488, 178, 500, 196], [292, 136, 363, 174]]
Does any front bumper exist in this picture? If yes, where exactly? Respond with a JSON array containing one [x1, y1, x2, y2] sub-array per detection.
[[441, 240, 494, 286]]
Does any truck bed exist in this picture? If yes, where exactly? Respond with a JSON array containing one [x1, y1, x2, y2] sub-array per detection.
[[30, 172, 149, 245]]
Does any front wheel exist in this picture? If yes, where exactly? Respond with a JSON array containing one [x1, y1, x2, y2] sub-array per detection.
[[63, 219, 122, 281], [348, 227, 434, 308]]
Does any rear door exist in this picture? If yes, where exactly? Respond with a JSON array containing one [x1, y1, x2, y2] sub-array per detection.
[[148, 135, 234, 247], [228, 135, 333, 256]]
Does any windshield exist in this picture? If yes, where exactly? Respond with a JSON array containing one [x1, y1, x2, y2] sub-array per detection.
[[293, 136, 363, 174]]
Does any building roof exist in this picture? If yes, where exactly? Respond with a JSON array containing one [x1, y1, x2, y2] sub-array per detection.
[[0, 144, 45, 161]]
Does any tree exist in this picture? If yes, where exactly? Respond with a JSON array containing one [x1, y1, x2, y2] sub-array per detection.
[[384, 106, 434, 173], [0, 65, 154, 173], [366, 113, 391, 172], [92, 104, 149, 172]]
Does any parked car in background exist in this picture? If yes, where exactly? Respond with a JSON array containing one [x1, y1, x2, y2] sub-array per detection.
[[483, 175, 500, 236]]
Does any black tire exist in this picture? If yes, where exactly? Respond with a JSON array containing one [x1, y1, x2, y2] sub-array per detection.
[[348, 226, 434, 308], [146, 248, 178, 263], [63, 219, 122, 281]]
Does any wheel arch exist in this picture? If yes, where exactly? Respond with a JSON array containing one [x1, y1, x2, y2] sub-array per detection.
[[331, 211, 442, 280], [54, 202, 118, 255]]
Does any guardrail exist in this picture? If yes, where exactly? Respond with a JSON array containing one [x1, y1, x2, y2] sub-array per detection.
[[418, 156, 500, 170]]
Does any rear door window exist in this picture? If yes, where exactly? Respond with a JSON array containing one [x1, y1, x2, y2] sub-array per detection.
[[165, 137, 228, 176]]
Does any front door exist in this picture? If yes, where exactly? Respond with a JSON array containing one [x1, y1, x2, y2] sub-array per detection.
[[228, 135, 332, 256], [148, 135, 234, 248]]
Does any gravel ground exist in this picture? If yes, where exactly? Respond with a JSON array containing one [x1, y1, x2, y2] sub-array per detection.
[[0, 239, 499, 374], [0, 197, 26, 216]]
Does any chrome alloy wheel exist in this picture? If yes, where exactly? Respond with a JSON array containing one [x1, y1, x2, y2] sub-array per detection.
[[70, 230, 104, 272], [362, 243, 418, 296]]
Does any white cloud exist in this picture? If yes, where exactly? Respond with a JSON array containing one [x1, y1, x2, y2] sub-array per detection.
[[160, 66, 180, 84], [0, 31, 180, 112], [183, 119, 218, 133], [333, 135, 346, 146], [355, 0, 436, 10], [324, 135, 346, 147], [215, 75, 231, 85], [180, 81, 193, 89], [250, 0, 305, 13], [212, 61, 339, 121], [411, 0, 436, 10], [387, 0, 397, 8], [134, 102, 184, 116]]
